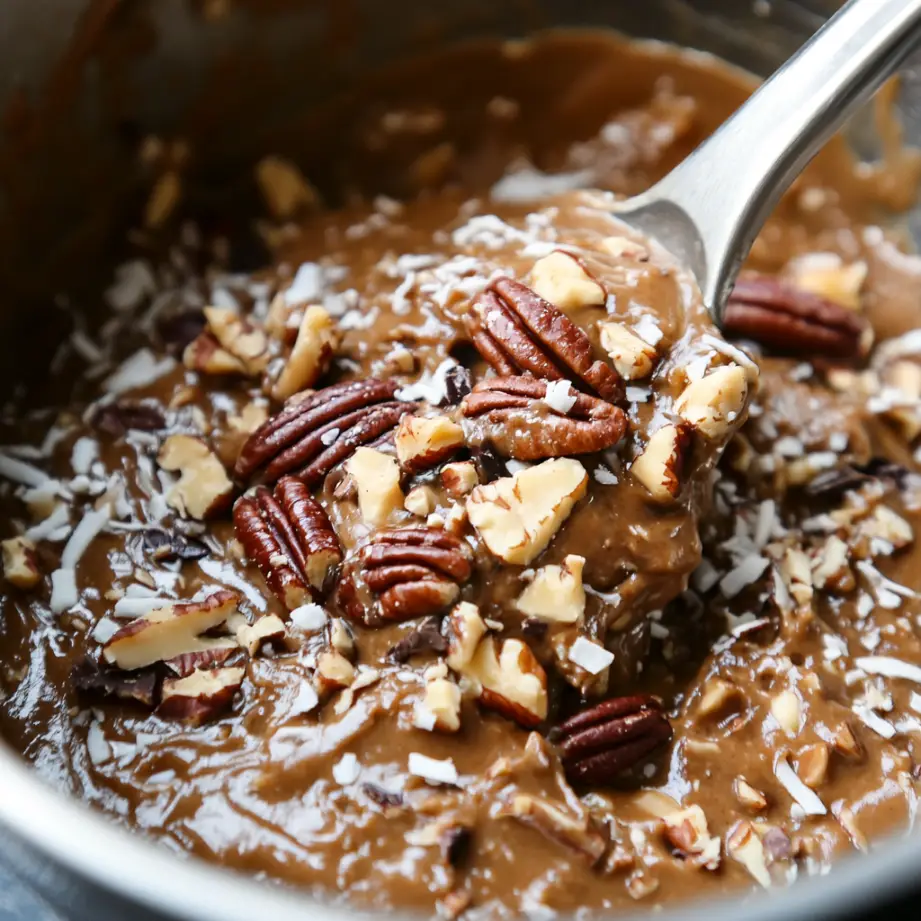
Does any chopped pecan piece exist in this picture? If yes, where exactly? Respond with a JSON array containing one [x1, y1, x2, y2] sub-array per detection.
[[461, 376, 626, 460], [233, 476, 342, 609], [724, 276, 870, 360], [158, 666, 245, 726], [235, 379, 413, 487], [499, 793, 606, 863], [467, 277, 623, 402], [340, 528, 473, 624], [553, 695, 673, 785]]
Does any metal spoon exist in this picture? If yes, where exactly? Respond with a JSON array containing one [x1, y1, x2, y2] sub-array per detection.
[[613, 0, 921, 325]]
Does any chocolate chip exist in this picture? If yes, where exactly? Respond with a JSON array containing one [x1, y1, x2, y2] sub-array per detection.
[[440, 825, 472, 868], [442, 365, 472, 406], [91, 401, 166, 437], [387, 616, 448, 663], [521, 617, 548, 641], [157, 308, 207, 352], [805, 465, 872, 499], [72, 657, 159, 707], [471, 446, 505, 484], [361, 783, 404, 808], [142, 529, 210, 563], [761, 826, 793, 862]]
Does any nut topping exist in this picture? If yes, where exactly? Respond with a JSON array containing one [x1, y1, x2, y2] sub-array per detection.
[[674, 365, 749, 439], [235, 379, 413, 487], [343, 528, 473, 623], [598, 321, 657, 381], [631, 423, 692, 503], [233, 476, 342, 609], [158, 666, 245, 726], [347, 447, 405, 526], [467, 277, 623, 402], [515, 554, 586, 624], [2, 537, 40, 589], [267, 305, 339, 401], [724, 276, 870, 360], [466, 457, 588, 565], [466, 635, 548, 727], [553, 695, 673, 785], [103, 590, 239, 670], [158, 435, 234, 520], [184, 308, 269, 377], [395, 413, 466, 472], [499, 793, 606, 863], [529, 251, 606, 311], [461, 376, 627, 460]]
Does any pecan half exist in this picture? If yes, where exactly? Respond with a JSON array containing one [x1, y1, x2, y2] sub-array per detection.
[[468, 278, 623, 402], [723, 276, 870, 360], [233, 476, 342, 609], [339, 528, 473, 624], [461, 376, 626, 460], [234, 379, 413, 487], [553, 695, 673, 785]]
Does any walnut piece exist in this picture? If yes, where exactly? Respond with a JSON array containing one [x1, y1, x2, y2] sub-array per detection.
[[499, 793, 605, 863], [415, 677, 463, 732], [346, 447, 404, 526], [445, 602, 488, 672], [269, 305, 338, 400], [631, 423, 690, 503], [466, 635, 548, 727], [529, 251, 605, 311], [314, 648, 356, 696], [466, 458, 587, 565], [675, 365, 748, 438], [158, 435, 233, 520], [2, 537, 40, 589], [395, 414, 465, 472], [236, 614, 286, 655], [515, 555, 586, 624], [727, 821, 771, 888], [598, 321, 657, 380], [662, 805, 721, 869], [441, 461, 479, 497]]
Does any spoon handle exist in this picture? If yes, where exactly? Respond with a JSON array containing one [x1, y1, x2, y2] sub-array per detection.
[[619, 0, 921, 324]]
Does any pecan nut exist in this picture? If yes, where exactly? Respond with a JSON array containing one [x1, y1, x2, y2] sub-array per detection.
[[234, 379, 414, 486], [233, 476, 342, 609], [338, 527, 473, 624], [723, 276, 870, 360], [468, 278, 623, 402], [553, 695, 673, 785], [461, 376, 627, 460]]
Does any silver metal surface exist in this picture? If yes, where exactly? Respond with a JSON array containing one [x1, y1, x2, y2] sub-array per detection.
[[0, 2, 920, 920], [614, 0, 921, 323]]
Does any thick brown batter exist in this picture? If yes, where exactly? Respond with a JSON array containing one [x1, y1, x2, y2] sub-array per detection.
[[2, 29, 921, 920]]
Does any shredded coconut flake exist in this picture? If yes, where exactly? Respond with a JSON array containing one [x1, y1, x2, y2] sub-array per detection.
[[625, 386, 650, 403], [593, 466, 618, 486], [543, 380, 577, 414], [408, 752, 458, 785], [50, 568, 78, 614], [719, 555, 770, 599], [86, 722, 112, 765], [0, 453, 49, 488], [112, 596, 175, 618], [633, 315, 663, 346], [91, 617, 121, 644], [396, 359, 459, 404], [332, 753, 361, 785], [855, 655, 921, 685], [24, 504, 70, 542], [854, 705, 896, 739], [774, 757, 827, 815], [290, 603, 329, 632], [568, 636, 614, 674], [104, 349, 176, 395], [285, 262, 324, 305], [490, 166, 593, 203], [61, 506, 111, 570]]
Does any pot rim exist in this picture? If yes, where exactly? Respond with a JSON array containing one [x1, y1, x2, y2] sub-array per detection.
[[0, 739, 915, 921]]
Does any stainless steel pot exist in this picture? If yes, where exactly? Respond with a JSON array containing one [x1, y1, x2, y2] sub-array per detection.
[[0, 2, 919, 919]]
